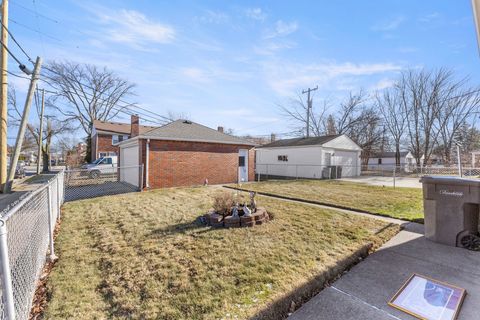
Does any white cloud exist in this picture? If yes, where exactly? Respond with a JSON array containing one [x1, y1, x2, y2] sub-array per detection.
[[372, 78, 395, 90], [262, 60, 403, 95], [264, 20, 298, 38], [94, 9, 175, 49], [371, 16, 405, 32], [253, 40, 296, 55], [179, 64, 252, 84], [197, 10, 229, 24], [246, 8, 266, 21], [419, 12, 440, 23]]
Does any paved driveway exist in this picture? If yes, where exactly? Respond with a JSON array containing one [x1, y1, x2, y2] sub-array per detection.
[[341, 176, 422, 188], [289, 223, 480, 319]]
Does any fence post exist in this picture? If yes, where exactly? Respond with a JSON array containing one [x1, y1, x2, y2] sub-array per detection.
[[47, 184, 58, 262], [0, 219, 15, 320], [266, 164, 269, 181], [56, 175, 61, 220], [296, 165, 298, 180], [393, 166, 396, 189]]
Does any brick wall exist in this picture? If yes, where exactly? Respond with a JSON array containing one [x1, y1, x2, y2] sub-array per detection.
[[143, 139, 255, 188], [93, 134, 119, 160]]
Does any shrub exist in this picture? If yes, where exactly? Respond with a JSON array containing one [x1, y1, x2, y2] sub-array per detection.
[[212, 191, 234, 215]]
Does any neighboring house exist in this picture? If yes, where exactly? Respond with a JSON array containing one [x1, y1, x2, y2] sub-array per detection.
[[118, 116, 256, 188], [472, 151, 480, 167], [91, 119, 157, 161], [367, 151, 415, 169], [255, 134, 362, 179]]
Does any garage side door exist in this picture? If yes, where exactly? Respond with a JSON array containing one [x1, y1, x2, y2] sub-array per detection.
[[335, 151, 358, 177], [120, 143, 140, 186]]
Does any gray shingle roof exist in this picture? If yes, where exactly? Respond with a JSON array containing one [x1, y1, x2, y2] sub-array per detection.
[[257, 135, 342, 148], [143, 120, 255, 146]]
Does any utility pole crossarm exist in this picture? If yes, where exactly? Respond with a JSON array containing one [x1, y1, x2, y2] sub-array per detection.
[[302, 85, 318, 138]]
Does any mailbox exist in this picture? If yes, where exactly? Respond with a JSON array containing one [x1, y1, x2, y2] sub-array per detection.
[[420, 176, 480, 250]]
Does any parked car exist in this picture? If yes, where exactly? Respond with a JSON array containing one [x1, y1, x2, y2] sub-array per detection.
[[14, 164, 25, 179], [81, 156, 118, 179]]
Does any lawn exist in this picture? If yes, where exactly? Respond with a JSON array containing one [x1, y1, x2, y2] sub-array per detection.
[[230, 180, 423, 222], [45, 187, 399, 320]]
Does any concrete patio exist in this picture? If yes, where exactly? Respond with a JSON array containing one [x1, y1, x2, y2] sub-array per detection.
[[289, 223, 480, 320], [341, 176, 422, 189]]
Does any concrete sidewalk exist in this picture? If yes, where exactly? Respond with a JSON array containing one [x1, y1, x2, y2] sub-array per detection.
[[340, 176, 422, 188], [289, 223, 480, 319]]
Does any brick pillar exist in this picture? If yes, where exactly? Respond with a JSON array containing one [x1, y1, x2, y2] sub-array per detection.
[[131, 114, 140, 137]]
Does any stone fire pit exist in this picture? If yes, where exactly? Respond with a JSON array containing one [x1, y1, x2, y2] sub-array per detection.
[[203, 191, 270, 228]]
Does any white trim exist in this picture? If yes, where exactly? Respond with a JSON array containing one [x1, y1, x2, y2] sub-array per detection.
[[146, 139, 150, 189]]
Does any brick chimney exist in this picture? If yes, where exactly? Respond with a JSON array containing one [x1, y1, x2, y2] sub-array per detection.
[[217, 126, 224, 133], [270, 133, 276, 142], [131, 114, 140, 137]]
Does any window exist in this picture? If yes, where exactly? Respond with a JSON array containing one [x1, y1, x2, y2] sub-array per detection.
[[108, 152, 117, 156], [277, 155, 288, 162], [99, 152, 108, 158], [113, 135, 129, 144], [378, 158, 382, 165], [105, 158, 112, 165], [239, 156, 245, 167]]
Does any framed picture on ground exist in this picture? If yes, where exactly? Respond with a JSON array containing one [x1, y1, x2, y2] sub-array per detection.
[[388, 274, 466, 320]]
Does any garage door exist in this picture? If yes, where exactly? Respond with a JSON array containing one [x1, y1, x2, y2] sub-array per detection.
[[120, 142, 140, 185], [335, 150, 358, 177]]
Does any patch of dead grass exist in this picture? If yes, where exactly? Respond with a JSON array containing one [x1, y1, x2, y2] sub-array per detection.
[[45, 187, 399, 319]]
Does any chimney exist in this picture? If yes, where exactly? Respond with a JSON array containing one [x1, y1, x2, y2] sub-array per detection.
[[131, 114, 140, 137], [217, 126, 224, 133], [270, 133, 276, 142]]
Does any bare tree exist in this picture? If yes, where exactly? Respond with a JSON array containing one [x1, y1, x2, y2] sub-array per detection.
[[437, 87, 480, 164], [43, 61, 136, 162], [335, 90, 368, 135], [376, 88, 407, 166], [278, 93, 329, 137], [397, 68, 467, 166], [8, 86, 74, 172]]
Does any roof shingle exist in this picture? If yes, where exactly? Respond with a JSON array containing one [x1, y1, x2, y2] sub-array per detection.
[[257, 135, 342, 148], [93, 120, 157, 135], [142, 120, 255, 146]]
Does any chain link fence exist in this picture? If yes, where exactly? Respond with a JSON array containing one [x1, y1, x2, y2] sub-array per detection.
[[64, 165, 143, 201], [0, 171, 64, 320], [255, 163, 480, 182]]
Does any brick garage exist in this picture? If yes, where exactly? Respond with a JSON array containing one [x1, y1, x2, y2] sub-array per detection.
[[119, 118, 255, 189]]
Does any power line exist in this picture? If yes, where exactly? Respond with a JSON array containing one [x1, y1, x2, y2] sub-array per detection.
[[9, 18, 62, 43], [41, 66, 172, 122], [0, 19, 34, 63], [10, 1, 58, 23], [5, 70, 29, 80]]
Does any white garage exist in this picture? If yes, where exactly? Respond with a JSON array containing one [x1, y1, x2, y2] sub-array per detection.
[[255, 134, 362, 179]]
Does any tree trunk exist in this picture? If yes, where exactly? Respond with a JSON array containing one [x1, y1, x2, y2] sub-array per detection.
[[85, 135, 92, 163], [42, 145, 49, 173], [395, 144, 401, 166]]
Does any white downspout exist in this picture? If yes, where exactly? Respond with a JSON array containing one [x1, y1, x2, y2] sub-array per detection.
[[146, 139, 150, 188]]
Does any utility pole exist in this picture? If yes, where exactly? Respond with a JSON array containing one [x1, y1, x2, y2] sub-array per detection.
[[3, 56, 42, 193], [302, 85, 318, 138], [36, 88, 45, 174], [0, 0, 8, 191]]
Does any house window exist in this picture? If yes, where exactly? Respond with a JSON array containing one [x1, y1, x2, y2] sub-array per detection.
[[112, 135, 128, 144], [378, 158, 382, 165], [99, 152, 108, 158], [239, 156, 245, 167], [277, 155, 288, 162]]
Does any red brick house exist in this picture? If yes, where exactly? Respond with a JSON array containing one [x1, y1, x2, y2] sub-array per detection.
[[91, 120, 157, 161], [117, 116, 256, 188]]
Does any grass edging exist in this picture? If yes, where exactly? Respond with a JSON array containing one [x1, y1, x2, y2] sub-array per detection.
[[223, 185, 424, 224], [252, 241, 379, 319]]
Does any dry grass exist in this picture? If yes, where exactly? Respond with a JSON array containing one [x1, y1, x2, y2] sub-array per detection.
[[45, 187, 399, 320], [232, 180, 424, 222]]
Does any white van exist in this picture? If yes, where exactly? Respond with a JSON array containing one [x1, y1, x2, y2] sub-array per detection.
[[82, 156, 118, 178]]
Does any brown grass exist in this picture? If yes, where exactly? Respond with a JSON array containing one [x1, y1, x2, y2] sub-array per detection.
[[45, 187, 399, 319], [231, 180, 424, 222]]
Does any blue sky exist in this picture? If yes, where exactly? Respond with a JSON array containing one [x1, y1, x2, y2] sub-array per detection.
[[6, 0, 479, 141]]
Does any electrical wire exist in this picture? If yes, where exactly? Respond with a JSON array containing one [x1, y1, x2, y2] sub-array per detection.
[[0, 19, 34, 63], [5, 70, 30, 80], [10, 1, 59, 23]]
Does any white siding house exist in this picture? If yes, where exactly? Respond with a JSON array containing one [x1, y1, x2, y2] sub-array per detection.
[[367, 151, 415, 169], [255, 134, 362, 179]]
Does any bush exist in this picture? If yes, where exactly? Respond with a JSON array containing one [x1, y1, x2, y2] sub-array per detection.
[[212, 191, 234, 215]]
